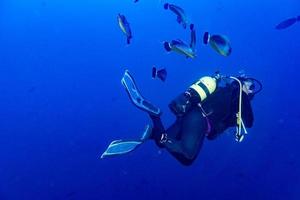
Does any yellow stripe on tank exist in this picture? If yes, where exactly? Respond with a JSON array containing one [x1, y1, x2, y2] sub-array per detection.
[[190, 84, 207, 101]]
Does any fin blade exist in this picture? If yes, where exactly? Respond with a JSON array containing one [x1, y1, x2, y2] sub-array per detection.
[[121, 70, 161, 116], [101, 140, 143, 158], [140, 125, 152, 141]]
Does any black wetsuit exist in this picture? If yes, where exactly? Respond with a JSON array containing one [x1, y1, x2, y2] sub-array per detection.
[[150, 83, 254, 166]]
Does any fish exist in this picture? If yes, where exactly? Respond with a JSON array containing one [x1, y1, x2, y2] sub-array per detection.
[[203, 32, 232, 56], [164, 3, 188, 29], [189, 24, 196, 51], [117, 14, 132, 44], [275, 16, 299, 30], [152, 66, 167, 82], [164, 39, 196, 58], [134, 0, 139, 2]]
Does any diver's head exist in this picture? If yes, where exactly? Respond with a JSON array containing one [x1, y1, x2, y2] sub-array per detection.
[[242, 80, 255, 95], [238, 77, 262, 100]]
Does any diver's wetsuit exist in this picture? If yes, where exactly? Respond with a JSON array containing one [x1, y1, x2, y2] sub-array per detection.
[[149, 83, 254, 166]]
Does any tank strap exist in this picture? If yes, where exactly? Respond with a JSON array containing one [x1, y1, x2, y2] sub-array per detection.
[[204, 117, 212, 135], [198, 103, 213, 135]]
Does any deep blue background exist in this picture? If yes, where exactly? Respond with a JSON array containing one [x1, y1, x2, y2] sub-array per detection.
[[0, 0, 299, 199]]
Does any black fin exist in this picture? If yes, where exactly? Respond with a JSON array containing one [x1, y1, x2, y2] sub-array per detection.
[[127, 37, 131, 44], [157, 68, 167, 82], [152, 67, 157, 79], [190, 24, 196, 49], [190, 24, 194, 30], [176, 16, 182, 24], [203, 32, 209, 45], [163, 42, 172, 52], [164, 3, 169, 10], [228, 47, 232, 56]]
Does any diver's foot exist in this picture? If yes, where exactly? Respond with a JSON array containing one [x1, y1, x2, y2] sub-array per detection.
[[121, 70, 161, 116], [153, 133, 169, 148]]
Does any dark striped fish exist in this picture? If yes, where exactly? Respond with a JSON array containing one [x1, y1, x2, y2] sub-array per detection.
[[203, 32, 232, 57], [164, 39, 196, 58], [164, 3, 188, 29], [117, 14, 132, 44]]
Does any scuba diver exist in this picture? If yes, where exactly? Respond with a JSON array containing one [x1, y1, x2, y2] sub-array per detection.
[[101, 70, 262, 166]]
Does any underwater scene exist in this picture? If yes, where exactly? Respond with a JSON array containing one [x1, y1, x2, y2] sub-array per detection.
[[0, 0, 299, 199]]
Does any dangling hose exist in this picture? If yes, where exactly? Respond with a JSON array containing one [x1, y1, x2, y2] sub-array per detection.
[[229, 76, 248, 142]]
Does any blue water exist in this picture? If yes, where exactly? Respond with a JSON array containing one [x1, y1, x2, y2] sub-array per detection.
[[0, 0, 299, 199]]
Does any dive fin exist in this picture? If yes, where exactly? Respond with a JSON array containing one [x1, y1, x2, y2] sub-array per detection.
[[140, 124, 152, 141], [101, 125, 152, 158], [101, 140, 143, 158], [121, 70, 161, 116]]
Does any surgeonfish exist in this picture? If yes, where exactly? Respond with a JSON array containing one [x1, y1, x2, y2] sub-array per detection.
[[164, 39, 196, 58], [203, 32, 232, 57], [117, 14, 132, 44], [164, 3, 188, 29], [163, 24, 196, 58], [275, 16, 300, 30], [152, 66, 167, 82]]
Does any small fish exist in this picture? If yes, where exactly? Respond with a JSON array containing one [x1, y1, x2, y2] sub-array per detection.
[[117, 14, 132, 44], [189, 24, 196, 51], [134, 0, 139, 2], [203, 32, 232, 56], [164, 39, 196, 58], [275, 16, 299, 30], [164, 3, 188, 29], [152, 66, 167, 82]]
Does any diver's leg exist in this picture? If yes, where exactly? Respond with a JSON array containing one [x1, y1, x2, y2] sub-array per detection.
[[121, 70, 161, 116], [149, 114, 165, 141], [149, 114, 182, 148], [163, 108, 207, 165]]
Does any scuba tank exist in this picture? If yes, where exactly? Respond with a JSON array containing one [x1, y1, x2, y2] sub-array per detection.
[[169, 75, 219, 117]]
